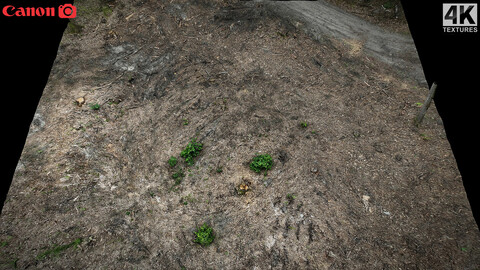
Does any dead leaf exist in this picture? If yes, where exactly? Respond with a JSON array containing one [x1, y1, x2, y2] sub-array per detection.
[[76, 97, 85, 107]]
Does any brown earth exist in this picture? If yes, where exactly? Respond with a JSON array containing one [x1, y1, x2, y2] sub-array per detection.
[[1, 0, 479, 269]]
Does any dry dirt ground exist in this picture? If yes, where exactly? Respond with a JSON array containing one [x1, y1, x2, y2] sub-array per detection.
[[321, 0, 409, 35], [1, 0, 480, 269]]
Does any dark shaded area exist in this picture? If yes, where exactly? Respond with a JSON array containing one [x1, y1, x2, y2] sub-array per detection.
[[0, 0, 71, 214], [401, 0, 479, 227]]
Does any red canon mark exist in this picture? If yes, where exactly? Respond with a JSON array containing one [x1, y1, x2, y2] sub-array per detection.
[[58, 4, 76, 18], [2, 4, 76, 18]]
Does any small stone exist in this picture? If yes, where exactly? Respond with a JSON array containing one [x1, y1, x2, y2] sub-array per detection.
[[263, 178, 273, 187], [327, 251, 337, 258]]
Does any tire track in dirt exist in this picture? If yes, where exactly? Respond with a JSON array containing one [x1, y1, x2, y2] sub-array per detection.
[[264, 0, 426, 85]]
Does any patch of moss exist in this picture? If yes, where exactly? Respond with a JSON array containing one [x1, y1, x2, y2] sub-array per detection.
[[101, 5, 113, 17], [37, 238, 82, 260], [66, 22, 84, 35]]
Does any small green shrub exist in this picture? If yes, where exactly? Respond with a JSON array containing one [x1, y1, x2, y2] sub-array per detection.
[[89, 103, 101, 110], [181, 194, 195, 205], [172, 170, 185, 182], [169, 170, 185, 191], [193, 223, 215, 246], [180, 138, 203, 166], [168, 156, 178, 168], [250, 154, 273, 173], [382, 1, 395, 9], [300, 121, 308, 128], [286, 193, 296, 204]]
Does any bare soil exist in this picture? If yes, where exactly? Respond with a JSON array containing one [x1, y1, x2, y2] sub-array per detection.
[[1, 0, 479, 269]]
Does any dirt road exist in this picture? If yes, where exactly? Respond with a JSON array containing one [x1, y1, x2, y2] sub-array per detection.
[[265, 0, 425, 85]]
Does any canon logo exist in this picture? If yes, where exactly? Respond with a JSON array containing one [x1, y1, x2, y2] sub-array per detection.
[[2, 4, 76, 18]]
